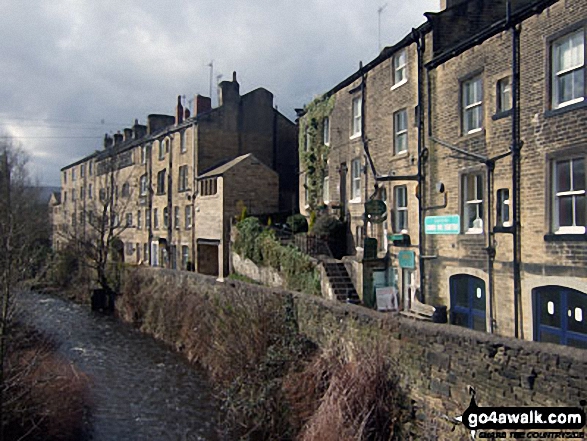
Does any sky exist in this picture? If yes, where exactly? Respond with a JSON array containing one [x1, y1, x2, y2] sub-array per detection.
[[0, 0, 439, 186]]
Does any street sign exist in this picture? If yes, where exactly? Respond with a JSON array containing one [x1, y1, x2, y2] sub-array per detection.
[[424, 215, 460, 235], [398, 250, 415, 269]]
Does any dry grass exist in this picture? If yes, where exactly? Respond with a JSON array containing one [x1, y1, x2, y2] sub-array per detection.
[[118, 268, 415, 441], [4, 323, 90, 441]]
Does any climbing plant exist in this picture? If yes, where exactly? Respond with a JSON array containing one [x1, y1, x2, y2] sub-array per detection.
[[299, 95, 335, 214]]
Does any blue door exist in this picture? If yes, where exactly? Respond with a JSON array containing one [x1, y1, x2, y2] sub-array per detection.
[[533, 286, 587, 349], [450, 275, 487, 332]]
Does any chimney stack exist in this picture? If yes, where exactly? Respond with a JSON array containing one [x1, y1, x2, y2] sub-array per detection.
[[132, 119, 147, 139], [193, 94, 212, 116], [175, 95, 184, 125], [104, 134, 113, 149], [147, 114, 175, 134], [113, 131, 123, 145], [123, 128, 133, 141], [218, 71, 240, 107], [184, 107, 191, 119]]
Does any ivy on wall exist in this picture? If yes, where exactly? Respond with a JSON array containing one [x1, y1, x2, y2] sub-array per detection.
[[299, 96, 335, 214]]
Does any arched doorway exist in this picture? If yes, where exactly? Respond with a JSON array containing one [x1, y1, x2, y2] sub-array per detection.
[[450, 274, 486, 332], [533, 286, 587, 349]]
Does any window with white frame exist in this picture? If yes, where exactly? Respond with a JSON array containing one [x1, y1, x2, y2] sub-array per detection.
[[178, 165, 188, 192], [551, 28, 585, 109], [153, 208, 159, 229], [351, 158, 361, 200], [182, 245, 189, 270], [393, 185, 408, 233], [140, 174, 148, 196], [146, 209, 151, 229], [180, 131, 187, 153], [89, 161, 93, 176], [185, 206, 192, 229], [137, 210, 142, 229], [323, 172, 330, 204], [88, 184, 92, 199], [552, 157, 585, 234], [158, 140, 166, 160], [126, 212, 133, 227], [497, 77, 512, 113], [141, 145, 147, 164], [351, 96, 362, 138], [462, 75, 483, 134], [163, 207, 169, 228], [80, 164, 85, 178], [174, 206, 180, 229], [394, 109, 408, 154], [496, 188, 511, 227], [323, 117, 330, 146], [462, 173, 484, 234], [392, 49, 407, 86]]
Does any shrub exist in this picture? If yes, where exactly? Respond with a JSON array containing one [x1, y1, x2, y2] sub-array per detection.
[[287, 214, 308, 234], [234, 218, 320, 295]]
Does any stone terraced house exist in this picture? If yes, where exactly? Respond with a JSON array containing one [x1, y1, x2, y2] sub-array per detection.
[[298, 0, 587, 348], [52, 73, 298, 279]]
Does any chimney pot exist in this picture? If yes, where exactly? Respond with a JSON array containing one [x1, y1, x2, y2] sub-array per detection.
[[123, 128, 133, 141], [176, 95, 184, 125], [113, 132, 123, 145]]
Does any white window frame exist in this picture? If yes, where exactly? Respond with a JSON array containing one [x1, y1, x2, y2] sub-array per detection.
[[137, 210, 142, 229], [552, 28, 585, 109], [393, 185, 408, 233], [462, 75, 483, 134], [391, 49, 407, 89], [185, 206, 192, 229], [180, 131, 187, 153], [497, 77, 512, 113], [496, 188, 511, 228], [140, 174, 148, 196], [394, 109, 408, 154], [552, 157, 586, 234], [174, 206, 180, 229], [323, 117, 330, 146], [351, 96, 362, 138], [178, 165, 188, 192], [323, 175, 330, 204], [351, 158, 362, 201], [463, 173, 484, 234]]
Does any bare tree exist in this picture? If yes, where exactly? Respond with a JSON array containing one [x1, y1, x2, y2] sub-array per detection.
[[56, 148, 138, 295], [0, 137, 47, 441]]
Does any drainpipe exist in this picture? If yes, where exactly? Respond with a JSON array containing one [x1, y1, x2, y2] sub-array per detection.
[[414, 29, 427, 303], [191, 120, 197, 271], [509, 0, 522, 339], [486, 160, 495, 333]]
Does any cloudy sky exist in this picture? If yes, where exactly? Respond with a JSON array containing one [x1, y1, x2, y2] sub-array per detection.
[[0, 0, 438, 186]]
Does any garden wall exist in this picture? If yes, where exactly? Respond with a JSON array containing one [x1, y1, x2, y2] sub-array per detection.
[[117, 267, 587, 439]]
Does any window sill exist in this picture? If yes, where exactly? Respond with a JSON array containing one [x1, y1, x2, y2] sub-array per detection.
[[349, 197, 362, 204], [545, 98, 587, 118], [492, 109, 512, 121], [464, 229, 484, 235], [544, 233, 587, 242], [350, 133, 362, 140], [391, 151, 409, 162], [462, 128, 484, 137], [390, 79, 407, 91]]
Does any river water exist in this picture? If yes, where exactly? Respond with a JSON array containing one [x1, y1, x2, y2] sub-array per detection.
[[17, 291, 219, 441]]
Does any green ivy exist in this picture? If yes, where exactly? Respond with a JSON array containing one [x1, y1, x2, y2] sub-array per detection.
[[299, 95, 335, 214]]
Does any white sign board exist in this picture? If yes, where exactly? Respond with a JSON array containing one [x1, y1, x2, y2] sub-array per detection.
[[376, 287, 398, 312]]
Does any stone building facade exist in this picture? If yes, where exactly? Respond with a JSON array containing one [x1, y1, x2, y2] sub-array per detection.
[[298, 0, 587, 348], [53, 73, 297, 278]]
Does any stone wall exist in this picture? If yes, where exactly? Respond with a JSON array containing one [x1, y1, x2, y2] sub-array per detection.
[[231, 252, 283, 288], [118, 267, 587, 439]]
